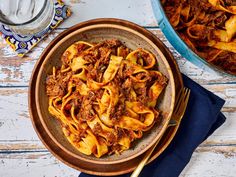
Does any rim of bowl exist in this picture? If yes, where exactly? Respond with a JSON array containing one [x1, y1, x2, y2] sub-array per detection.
[[35, 19, 176, 165], [28, 19, 183, 175]]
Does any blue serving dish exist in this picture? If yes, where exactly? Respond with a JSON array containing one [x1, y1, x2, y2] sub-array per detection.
[[151, 0, 235, 77]]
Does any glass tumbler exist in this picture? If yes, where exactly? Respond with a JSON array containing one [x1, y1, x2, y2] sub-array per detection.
[[0, 0, 54, 35]]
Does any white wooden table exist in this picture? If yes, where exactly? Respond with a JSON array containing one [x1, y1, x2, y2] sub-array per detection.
[[0, 1, 235, 177]]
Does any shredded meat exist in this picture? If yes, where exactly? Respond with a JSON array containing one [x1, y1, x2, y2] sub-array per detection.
[[46, 70, 72, 97], [225, 0, 236, 6], [93, 123, 103, 134], [110, 101, 125, 122], [78, 91, 97, 121], [81, 39, 122, 64]]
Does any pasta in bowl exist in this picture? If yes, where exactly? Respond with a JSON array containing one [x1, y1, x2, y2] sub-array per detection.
[[35, 20, 176, 164], [46, 39, 168, 158]]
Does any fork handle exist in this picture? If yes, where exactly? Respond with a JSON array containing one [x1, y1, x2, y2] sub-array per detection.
[[130, 124, 173, 177], [130, 138, 161, 177]]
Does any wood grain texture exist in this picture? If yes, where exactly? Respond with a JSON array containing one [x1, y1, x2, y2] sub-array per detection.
[[0, 151, 79, 177], [0, 148, 235, 177], [181, 147, 236, 177], [61, 0, 157, 28]]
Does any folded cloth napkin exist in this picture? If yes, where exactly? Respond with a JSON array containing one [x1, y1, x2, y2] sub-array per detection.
[[79, 74, 226, 177]]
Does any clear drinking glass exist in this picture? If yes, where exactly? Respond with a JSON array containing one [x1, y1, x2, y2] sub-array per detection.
[[0, 0, 54, 35]]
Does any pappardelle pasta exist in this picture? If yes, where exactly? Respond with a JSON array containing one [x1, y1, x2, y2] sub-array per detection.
[[46, 39, 168, 157], [162, 0, 236, 75]]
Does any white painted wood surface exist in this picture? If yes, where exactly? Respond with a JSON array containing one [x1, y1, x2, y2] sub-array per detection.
[[0, 0, 235, 177], [61, 0, 157, 28]]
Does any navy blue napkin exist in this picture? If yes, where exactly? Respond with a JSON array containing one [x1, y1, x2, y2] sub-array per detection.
[[79, 74, 226, 177]]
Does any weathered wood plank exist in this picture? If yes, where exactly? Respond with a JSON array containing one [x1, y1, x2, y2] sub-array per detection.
[[204, 112, 236, 144], [0, 29, 235, 87], [0, 87, 235, 147], [0, 151, 79, 177], [0, 31, 59, 86], [0, 141, 45, 152], [0, 88, 40, 141], [0, 138, 236, 152], [0, 146, 236, 177], [61, 0, 157, 28], [180, 146, 236, 177]]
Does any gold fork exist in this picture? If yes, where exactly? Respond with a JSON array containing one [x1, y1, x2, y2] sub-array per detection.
[[130, 87, 191, 177]]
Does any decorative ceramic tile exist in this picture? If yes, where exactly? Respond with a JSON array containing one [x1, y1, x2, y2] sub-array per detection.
[[0, 0, 71, 57]]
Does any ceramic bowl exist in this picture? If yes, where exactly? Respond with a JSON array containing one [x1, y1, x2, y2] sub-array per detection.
[[34, 18, 176, 165]]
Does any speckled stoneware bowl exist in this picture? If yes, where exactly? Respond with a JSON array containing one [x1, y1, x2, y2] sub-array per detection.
[[34, 18, 176, 165]]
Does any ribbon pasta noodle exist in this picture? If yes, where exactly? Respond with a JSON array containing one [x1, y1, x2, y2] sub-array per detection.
[[162, 0, 236, 75], [46, 39, 168, 157]]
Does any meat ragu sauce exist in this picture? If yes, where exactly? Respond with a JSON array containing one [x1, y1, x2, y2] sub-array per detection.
[[46, 39, 168, 157], [162, 0, 236, 75]]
